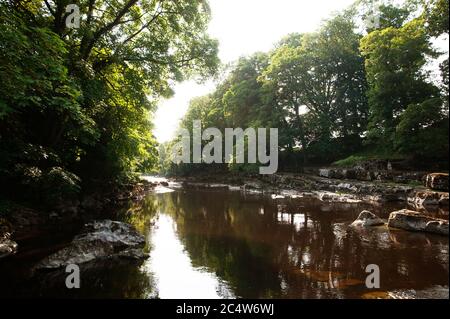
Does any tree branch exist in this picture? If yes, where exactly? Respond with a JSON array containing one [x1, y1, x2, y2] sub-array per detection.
[[43, 0, 55, 16], [80, 0, 139, 60]]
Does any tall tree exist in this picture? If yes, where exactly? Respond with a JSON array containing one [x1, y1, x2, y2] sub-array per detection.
[[261, 16, 369, 162], [0, 0, 219, 204], [424, 0, 449, 104], [361, 19, 439, 148]]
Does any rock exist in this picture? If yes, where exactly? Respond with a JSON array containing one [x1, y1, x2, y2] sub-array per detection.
[[317, 191, 361, 203], [228, 185, 242, 191], [244, 182, 263, 190], [342, 169, 357, 180], [350, 211, 385, 227], [319, 169, 335, 179], [439, 193, 449, 206], [34, 220, 147, 270], [355, 169, 373, 181], [159, 181, 169, 187], [0, 238, 18, 259], [408, 191, 449, 207], [81, 197, 103, 210], [362, 286, 449, 299], [0, 218, 13, 236], [116, 248, 150, 260], [8, 207, 43, 228], [336, 183, 358, 192], [388, 209, 449, 236], [318, 168, 347, 179], [425, 173, 449, 191]]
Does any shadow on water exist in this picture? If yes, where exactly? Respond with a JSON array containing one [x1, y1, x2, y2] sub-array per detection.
[[0, 189, 448, 298]]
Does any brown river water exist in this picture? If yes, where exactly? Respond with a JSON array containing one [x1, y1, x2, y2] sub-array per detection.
[[0, 187, 448, 299]]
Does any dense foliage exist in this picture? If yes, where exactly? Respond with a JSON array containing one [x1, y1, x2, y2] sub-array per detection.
[[0, 0, 448, 199], [163, 0, 449, 175], [0, 0, 219, 206]]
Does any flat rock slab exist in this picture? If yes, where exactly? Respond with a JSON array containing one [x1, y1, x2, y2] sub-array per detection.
[[388, 209, 449, 236], [34, 220, 147, 270]]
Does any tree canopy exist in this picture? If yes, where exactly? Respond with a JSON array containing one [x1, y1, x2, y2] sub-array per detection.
[[0, 0, 219, 206], [163, 0, 448, 175]]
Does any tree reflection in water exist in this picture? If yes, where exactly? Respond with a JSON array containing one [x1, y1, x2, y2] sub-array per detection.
[[1, 189, 447, 298], [138, 190, 448, 299]]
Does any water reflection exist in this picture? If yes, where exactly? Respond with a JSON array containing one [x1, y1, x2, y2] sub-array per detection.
[[0, 189, 448, 299], [138, 190, 448, 299], [145, 214, 234, 299]]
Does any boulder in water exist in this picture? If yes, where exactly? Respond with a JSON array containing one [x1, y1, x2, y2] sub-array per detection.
[[34, 220, 147, 270], [350, 210, 384, 227], [388, 209, 449, 236]]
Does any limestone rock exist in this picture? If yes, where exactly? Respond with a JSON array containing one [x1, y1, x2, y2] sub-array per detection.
[[388, 209, 449, 236], [350, 210, 385, 227], [408, 191, 449, 207], [319, 169, 335, 179], [34, 220, 147, 270], [425, 173, 449, 192]]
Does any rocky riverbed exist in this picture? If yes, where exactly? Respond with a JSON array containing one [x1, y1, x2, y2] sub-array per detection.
[[166, 170, 449, 211]]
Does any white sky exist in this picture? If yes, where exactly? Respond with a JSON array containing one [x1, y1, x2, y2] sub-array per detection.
[[153, 0, 362, 143]]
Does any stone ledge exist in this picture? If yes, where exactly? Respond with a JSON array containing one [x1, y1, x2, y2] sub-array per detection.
[[388, 209, 449, 236]]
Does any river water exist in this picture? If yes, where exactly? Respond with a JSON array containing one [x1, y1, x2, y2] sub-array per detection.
[[1, 187, 449, 299]]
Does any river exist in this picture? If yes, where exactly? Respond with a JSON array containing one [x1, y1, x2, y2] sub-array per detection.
[[0, 186, 448, 298]]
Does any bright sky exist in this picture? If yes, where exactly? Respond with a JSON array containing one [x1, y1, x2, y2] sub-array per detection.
[[152, 0, 359, 143]]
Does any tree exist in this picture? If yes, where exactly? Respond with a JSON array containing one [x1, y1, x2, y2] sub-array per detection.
[[396, 98, 449, 159], [424, 0, 449, 105], [360, 17, 442, 153], [0, 0, 219, 205], [261, 16, 369, 162], [164, 0, 449, 175], [424, 0, 449, 36], [350, 0, 418, 33]]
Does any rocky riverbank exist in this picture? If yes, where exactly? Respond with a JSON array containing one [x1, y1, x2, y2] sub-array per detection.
[[165, 168, 449, 237], [0, 179, 158, 260], [169, 171, 449, 212], [2, 166, 448, 266]]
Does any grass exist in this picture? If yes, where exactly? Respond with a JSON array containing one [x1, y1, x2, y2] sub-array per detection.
[[406, 180, 423, 187], [332, 149, 406, 168], [333, 155, 367, 167]]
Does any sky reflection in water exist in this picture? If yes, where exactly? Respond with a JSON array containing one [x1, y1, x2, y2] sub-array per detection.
[[136, 190, 449, 299], [145, 214, 234, 299]]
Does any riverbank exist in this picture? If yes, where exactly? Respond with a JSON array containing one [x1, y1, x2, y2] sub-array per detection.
[[1, 186, 448, 299], [165, 170, 449, 214], [0, 180, 157, 260], [1, 167, 449, 299], [2, 167, 448, 259]]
